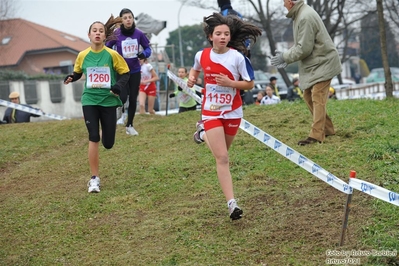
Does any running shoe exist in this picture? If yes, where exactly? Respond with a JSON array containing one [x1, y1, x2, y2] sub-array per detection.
[[228, 200, 243, 220], [126, 125, 139, 136], [117, 113, 126, 125], [88, 176, 100, 193]]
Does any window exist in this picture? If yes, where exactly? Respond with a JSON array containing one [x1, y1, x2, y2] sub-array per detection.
[[43, 66, 70, 75], [63, 35, 76, 42], [0, 82, 10, 99], [1, 37, 11, 45], [72, 81, 84, 102], [24, 81, 38, 104], [49, 81, 63, 103]]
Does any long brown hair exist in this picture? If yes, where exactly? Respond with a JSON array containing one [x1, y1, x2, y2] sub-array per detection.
[[203, 12, 262, 56], [88, 14, 122, 42]]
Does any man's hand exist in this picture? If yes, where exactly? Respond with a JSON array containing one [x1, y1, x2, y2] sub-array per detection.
[[270, 50, 287, 69]]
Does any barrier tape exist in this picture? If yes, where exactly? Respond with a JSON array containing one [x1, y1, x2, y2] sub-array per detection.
[[194, 84, 203, 94], [0, 99, 69, 121], [166, 71, 202, 103], [240, 120, 352, 194], [349, 178, 399, 206], [167, 70, 352, 194]]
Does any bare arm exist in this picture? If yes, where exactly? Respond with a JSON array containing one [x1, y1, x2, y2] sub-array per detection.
[[187, 69, 201, 88], [215, 73, 254, 90]]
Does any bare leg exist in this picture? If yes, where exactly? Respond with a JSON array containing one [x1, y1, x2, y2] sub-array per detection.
[[203, 127, 236, 201], [148, 95, 156, 114], [138, 92, 146, 114], [88, 141, 99, 177]]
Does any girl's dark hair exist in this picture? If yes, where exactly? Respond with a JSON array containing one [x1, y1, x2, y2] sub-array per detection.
[[88, 14, 122, 42], [203, 12, 262, 56], [119, 8, 134, 18]]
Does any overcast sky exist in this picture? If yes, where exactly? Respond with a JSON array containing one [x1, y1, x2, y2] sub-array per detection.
[[15, 0, 218, 47]]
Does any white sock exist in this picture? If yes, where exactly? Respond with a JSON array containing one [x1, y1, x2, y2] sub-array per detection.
[[227, 199, 236, 207], [199, 130, 205, 140]]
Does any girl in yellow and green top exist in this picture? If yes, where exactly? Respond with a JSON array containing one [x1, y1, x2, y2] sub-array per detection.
[[168, 67, 197, 113], [64, 16, 130, 193]]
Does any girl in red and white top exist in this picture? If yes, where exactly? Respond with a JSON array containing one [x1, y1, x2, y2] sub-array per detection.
[[187, 12, 261, 220], [138, 58, 159, 114]]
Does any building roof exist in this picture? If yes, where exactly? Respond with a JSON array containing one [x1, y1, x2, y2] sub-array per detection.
[[0, 18, 89, 67]]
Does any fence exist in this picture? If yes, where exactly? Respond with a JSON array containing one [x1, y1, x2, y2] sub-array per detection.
[[335, 82, 399, 100], [1, 79, 399, 121], [0, 79, 181, 121]]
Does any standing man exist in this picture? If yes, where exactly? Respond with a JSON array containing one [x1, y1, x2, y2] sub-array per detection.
[[270, 0, 341, 146], [287, 78, 303, 101], [268, 76, 280, 98], [2, 92, 40, 123]]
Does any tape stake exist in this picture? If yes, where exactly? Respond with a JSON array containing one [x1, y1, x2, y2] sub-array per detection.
[[339, 170, 356, 246], [349, 170, 357, 178]]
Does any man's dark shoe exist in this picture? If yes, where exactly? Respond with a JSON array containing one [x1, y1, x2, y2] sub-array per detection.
[[298, 137, 321, 146]]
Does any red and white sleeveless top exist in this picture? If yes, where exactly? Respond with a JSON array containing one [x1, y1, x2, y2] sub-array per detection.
[[193, 47, 253, 119]]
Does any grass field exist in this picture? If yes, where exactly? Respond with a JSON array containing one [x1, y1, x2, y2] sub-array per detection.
[[1, 99, 399, 265]]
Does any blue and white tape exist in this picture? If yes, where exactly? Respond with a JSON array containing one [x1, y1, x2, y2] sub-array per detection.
[[167, 70, 351, 194], [349, 178, 399, 206], [0, 99, 69, 121], [240, 119, 352, 194], [167, 71, 202, 103]]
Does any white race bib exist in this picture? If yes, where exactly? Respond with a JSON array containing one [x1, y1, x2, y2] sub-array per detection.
[[121, 38, 138, 58], [204, 84, 235, 111], [86, 67, 111, 89], [177, 92, 192, 104]]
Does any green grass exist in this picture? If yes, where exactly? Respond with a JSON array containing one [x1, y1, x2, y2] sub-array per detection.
[[1, 99, 399, 265]]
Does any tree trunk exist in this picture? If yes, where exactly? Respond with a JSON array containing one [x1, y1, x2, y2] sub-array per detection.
[[376, 0, 393, 97]]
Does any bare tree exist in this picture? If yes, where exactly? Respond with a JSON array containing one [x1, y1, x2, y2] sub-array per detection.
[[179, 0, 398, 88], [384, 0, 399, 37], [376, 0, 393, 97], [0, 0, 17, 20], [179, 0, 366, 85]]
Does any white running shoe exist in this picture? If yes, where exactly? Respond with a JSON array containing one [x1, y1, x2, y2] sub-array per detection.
[[117, 113, 126, 125], [228, 199, 243, 220], [126, 126, 139, 136], [88, 176, 100, 193], [193, 120, 205, 144]]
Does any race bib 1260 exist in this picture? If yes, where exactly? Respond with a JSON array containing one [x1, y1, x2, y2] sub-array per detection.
[[86, 67, 111, 89]]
